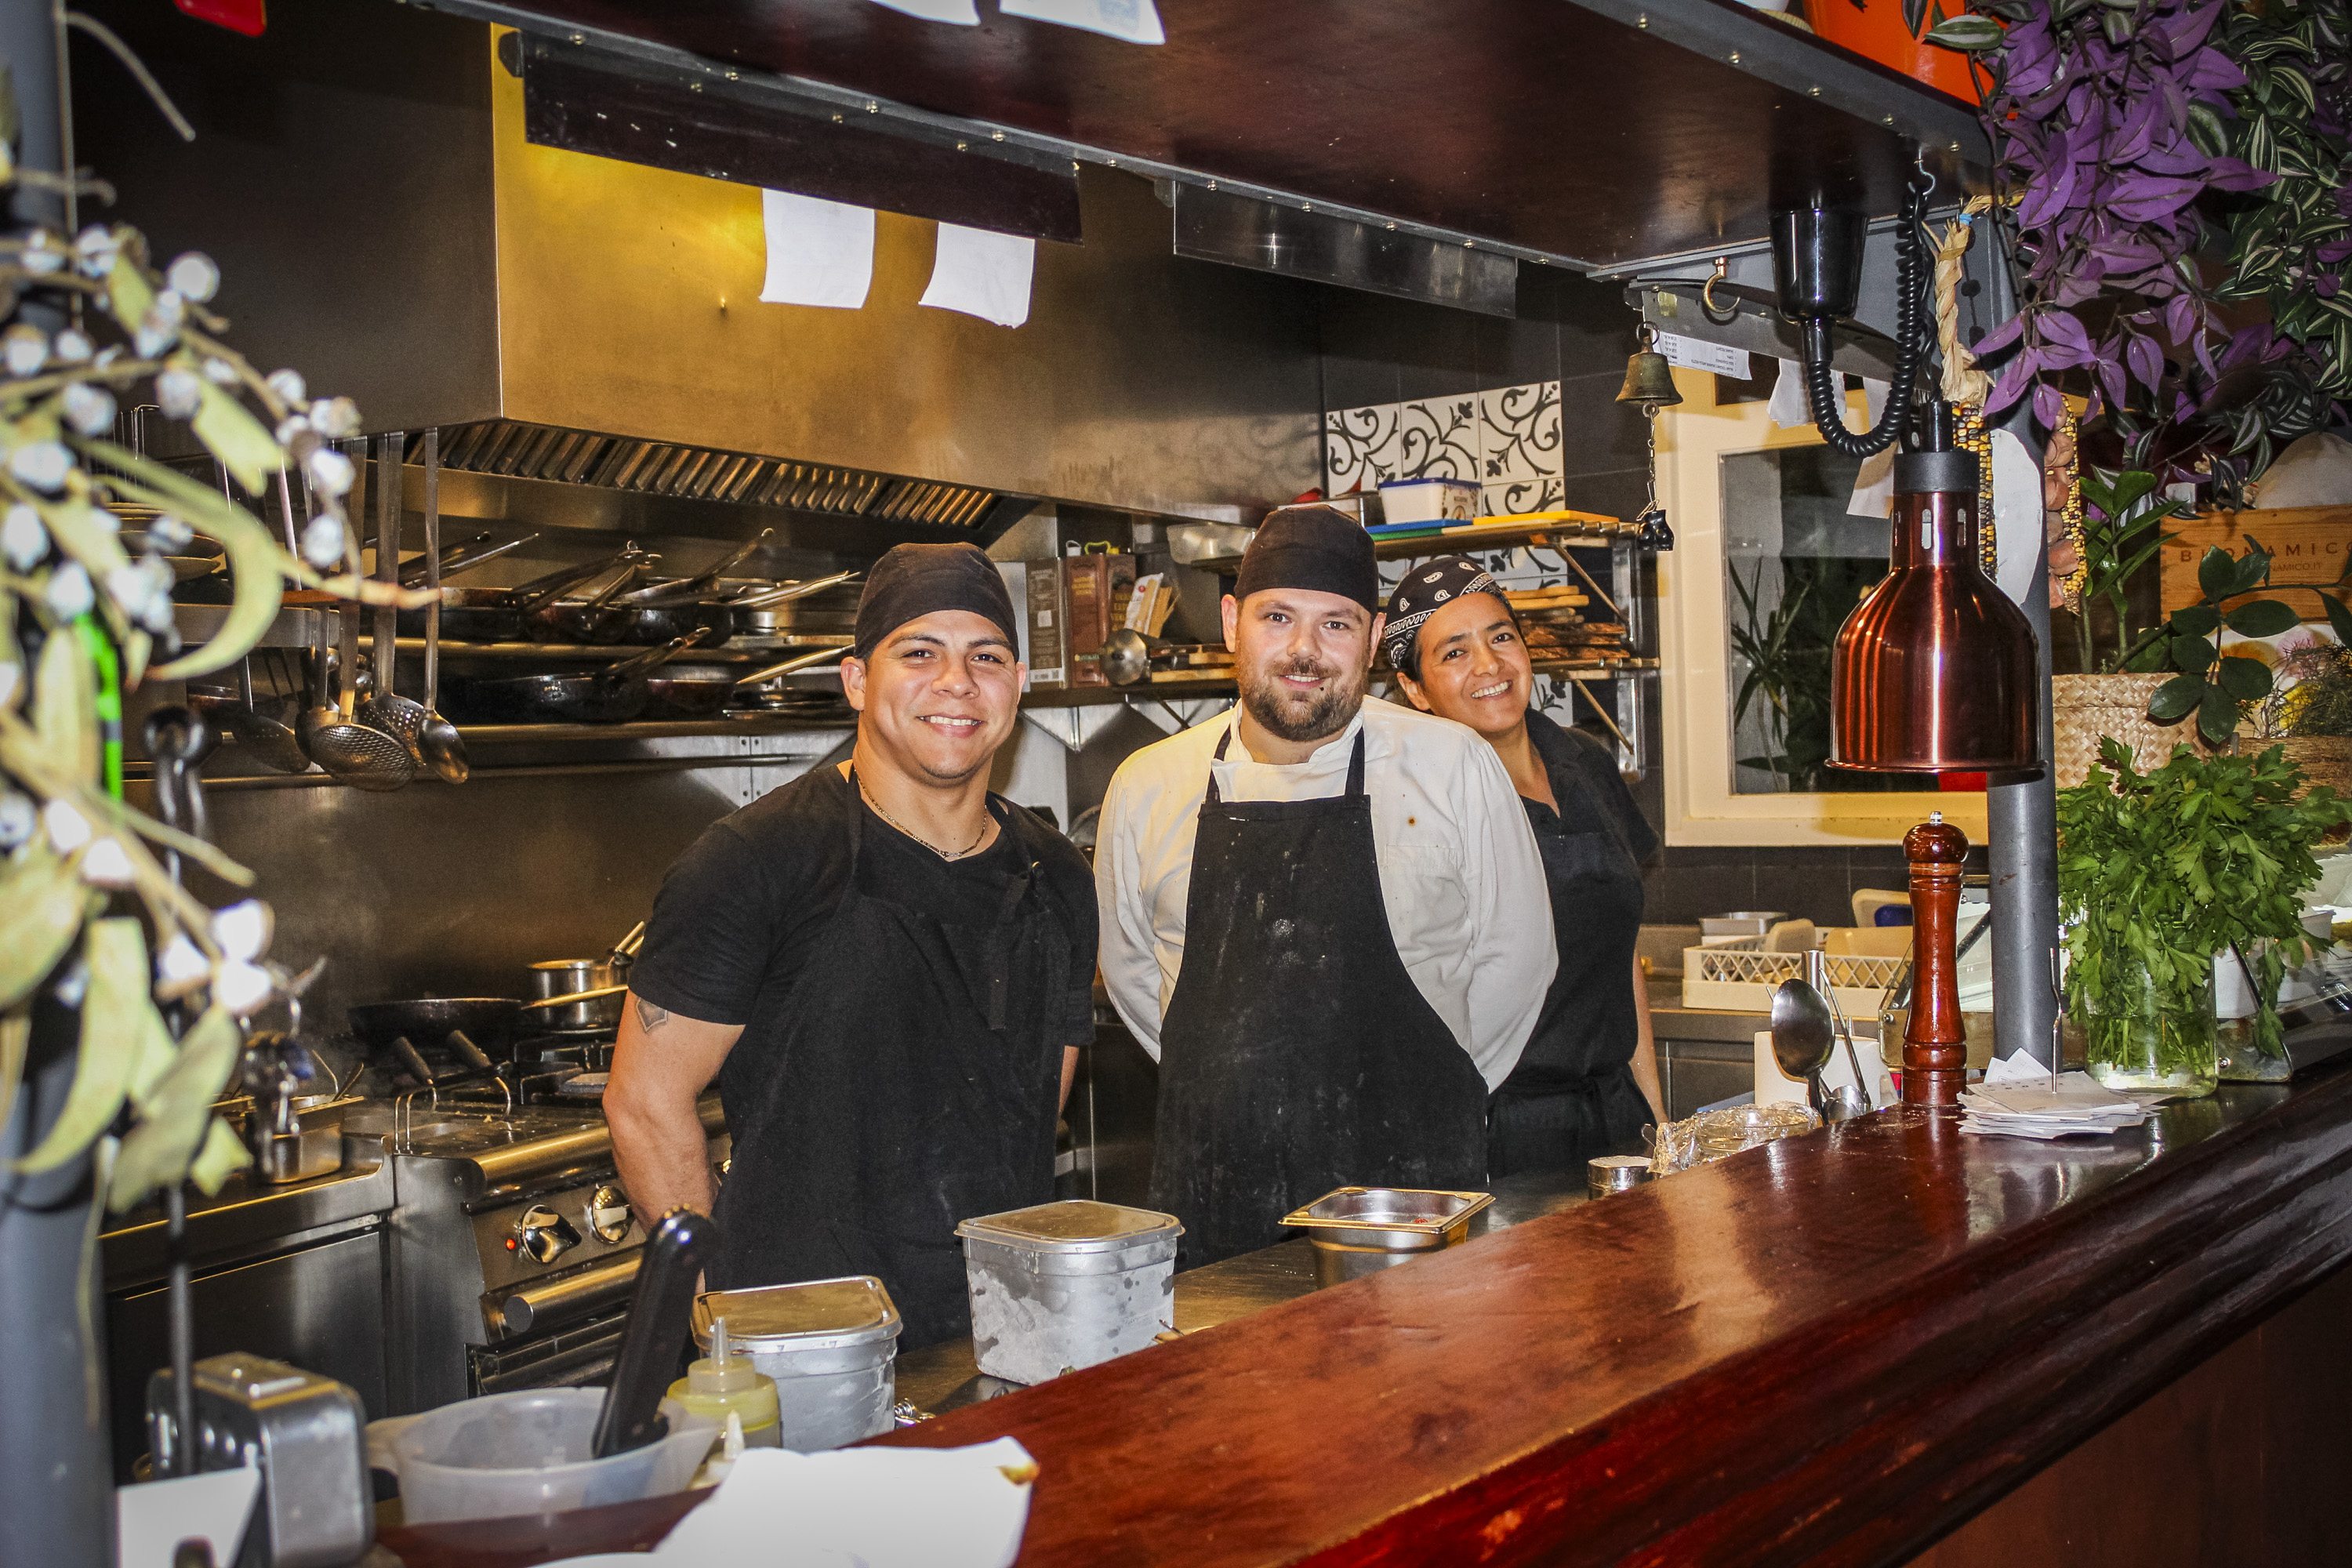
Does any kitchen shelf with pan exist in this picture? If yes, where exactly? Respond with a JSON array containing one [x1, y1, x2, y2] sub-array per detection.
[[396, 636, 849, 665], [1184, 512, 1648, 574]]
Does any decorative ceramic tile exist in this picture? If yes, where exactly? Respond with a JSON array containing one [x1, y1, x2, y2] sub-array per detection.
[[1476, 380, 1564, 517], [1395, 394, 1481, 483], [1324, 403, 1400, 497], [1326, 381, 1563, 516]]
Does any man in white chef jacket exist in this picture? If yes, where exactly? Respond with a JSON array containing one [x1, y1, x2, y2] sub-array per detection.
[[1095, 504, 1555, 1264]]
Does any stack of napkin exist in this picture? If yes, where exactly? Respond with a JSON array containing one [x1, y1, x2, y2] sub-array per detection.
[[1960, 1052, 2158, 1139]]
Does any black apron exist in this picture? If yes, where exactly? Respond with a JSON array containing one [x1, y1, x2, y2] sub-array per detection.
[[1488, 722, 1652, 1178], [1149, 726, 1489, 1267], [710, 775, 1069, 1349]]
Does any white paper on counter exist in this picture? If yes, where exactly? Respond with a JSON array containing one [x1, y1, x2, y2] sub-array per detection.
[[1768, 357, 1809, 429], [868, 0, 979, 21], [1000, 0, 1166, 44], [655, 1438, 1035, 1568], [920, 223, 1037, 328], [1654, 330, 1750, 380], [1862, 377, 1889, 427], [760, 191, 877, 310], [117, 1466, 260, 1568]]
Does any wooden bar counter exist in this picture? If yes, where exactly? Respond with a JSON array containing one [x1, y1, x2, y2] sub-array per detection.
[[383, 1064, 2352, 1566], [883, 1065, 2352, 1565]]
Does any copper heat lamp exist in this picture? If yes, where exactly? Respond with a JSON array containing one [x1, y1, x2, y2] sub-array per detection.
[[1828, 401, 2038, 772]]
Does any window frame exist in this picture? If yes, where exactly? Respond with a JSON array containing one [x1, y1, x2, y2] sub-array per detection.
[[1653, 368, 1987, 848]]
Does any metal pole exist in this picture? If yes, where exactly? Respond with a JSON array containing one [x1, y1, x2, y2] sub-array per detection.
[[1972, 219, 2062, 1071]]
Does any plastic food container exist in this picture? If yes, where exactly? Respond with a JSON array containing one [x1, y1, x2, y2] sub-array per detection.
[[368, 1388, 715, 1525], [1280, 1186, 1494, 1287], [1377, 476, 1479, 524], [692, 1276, 901, 1451], [956, 1200, 1183, 1386]]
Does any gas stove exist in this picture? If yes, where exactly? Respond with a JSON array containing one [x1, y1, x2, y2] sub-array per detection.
[[350, 1097, 728, 1413]]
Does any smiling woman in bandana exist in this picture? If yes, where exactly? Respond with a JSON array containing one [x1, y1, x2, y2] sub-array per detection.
[[607, 542, 1097, 1348], [1385, 554, 1666, 1178]]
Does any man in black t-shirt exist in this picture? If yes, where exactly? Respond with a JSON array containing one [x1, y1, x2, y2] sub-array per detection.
[[608, 543, 1096, 1348]]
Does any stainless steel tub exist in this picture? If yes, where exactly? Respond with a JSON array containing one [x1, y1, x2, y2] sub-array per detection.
[[1280, 1186, 1494, 1287]]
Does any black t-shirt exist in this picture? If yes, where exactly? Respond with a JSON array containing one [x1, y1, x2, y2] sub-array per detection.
[[629, 764, 1098, 1049]]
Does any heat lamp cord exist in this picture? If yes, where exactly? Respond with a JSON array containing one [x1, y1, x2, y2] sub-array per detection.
[[1803, 171, 1934, 458]]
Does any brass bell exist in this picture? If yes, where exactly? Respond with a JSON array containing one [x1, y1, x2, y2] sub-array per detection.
[[1617, 327, 1682, 410]]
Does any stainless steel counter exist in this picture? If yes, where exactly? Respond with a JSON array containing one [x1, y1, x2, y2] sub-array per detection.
[[896, 1173, 1594, 1414]]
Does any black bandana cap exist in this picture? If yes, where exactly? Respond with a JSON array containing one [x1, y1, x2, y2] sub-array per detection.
[[1381, 554, 1505, 675], [852, 542, 1019, 659], [1232, 504, 1381, 612]]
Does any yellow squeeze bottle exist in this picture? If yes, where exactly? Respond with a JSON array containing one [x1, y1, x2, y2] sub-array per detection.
[[666, 1316, 782, 1448]]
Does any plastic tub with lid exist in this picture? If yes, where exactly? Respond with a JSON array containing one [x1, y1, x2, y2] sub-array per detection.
[[956, 1200, 1183, 1386], [691, 1275, 901, 1450]]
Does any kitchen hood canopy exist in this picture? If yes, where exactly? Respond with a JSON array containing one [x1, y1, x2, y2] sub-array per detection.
[[437, 420, 1014, 530]]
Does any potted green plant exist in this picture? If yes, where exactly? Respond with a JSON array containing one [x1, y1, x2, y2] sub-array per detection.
[[2058, 738, 2346, 1093]]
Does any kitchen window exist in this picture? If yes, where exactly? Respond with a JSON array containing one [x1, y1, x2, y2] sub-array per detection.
[[1655, 371, 1987, 848]]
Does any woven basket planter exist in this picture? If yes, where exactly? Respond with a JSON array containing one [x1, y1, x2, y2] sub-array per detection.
[[2051, 673, 2211, 790], [2276, 736, 2352, 808]]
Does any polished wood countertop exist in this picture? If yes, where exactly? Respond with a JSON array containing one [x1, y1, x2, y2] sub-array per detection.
[[380, 1065, 2352, 1567], [873, 1066, 2352, 1566]]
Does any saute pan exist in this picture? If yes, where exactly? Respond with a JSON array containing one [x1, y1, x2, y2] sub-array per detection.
[[640, 646, 850, 719], [452, 629, 712, 724]]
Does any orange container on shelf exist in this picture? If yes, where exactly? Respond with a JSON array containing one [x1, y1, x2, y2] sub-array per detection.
[[1804, 0, 1986, 103]]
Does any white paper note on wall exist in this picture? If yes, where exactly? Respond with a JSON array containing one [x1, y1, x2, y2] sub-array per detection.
[[920, 223, 1037, 328], [1848, 445, 1896, 519], [869, 0, 979, 20], [1767, 358, 1809, 429], [1654, 330, 1750, 380], [1000, 0, 1166, 44], [760, 190, 876, 310]]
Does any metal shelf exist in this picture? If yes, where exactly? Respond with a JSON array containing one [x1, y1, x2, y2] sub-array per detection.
[[1188, 514, 1643, 574], [454, 712, 849, 744], [405, 637, 848, 665]]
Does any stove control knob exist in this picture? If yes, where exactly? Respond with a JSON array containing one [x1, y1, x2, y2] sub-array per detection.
[[585, 1185, 632, 1245], [513, 1205, 579, 1265]]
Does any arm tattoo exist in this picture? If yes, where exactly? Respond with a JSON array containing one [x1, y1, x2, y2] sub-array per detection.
[[634, 996, 672, 1033]]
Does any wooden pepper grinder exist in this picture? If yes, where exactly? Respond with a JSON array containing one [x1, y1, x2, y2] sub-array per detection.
[[1903, 811, 1969, 1107]]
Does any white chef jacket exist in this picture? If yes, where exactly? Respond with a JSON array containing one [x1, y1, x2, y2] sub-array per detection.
[[1094, 699, 1556, 1089]]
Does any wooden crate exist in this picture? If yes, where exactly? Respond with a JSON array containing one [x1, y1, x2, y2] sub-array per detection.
[[2160, 506, 2352, 620]]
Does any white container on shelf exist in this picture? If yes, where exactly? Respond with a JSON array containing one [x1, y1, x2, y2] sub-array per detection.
[[956, 1200, 1182, 1386], [1376, 476, 1479, 524], [692, 1276, 902, 1451]]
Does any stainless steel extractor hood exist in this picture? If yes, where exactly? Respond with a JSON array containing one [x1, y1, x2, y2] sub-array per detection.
[[71, 0, 1325, 539]]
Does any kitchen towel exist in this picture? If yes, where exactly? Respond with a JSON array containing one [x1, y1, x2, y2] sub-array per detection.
[[1000, 0, 1166, 43], [760, 191, 877, 310], [921, 223, 1037, 328], [651, 1438, 1037, 1567]]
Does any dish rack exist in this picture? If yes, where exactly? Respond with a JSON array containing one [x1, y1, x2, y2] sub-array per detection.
[[1681, 934, 1911, 1017]]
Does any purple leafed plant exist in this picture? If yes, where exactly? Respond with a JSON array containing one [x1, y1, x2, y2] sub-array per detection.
[[1939, 0, 2275, 440]]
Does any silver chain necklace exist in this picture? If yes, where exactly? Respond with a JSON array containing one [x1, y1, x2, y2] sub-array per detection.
[[858, 776, 991, 860]]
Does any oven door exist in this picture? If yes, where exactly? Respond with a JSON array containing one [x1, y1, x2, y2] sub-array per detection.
[[470, 1308, 630, 1394]]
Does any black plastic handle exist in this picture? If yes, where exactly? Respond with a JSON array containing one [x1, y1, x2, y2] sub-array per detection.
[[389, 1035, 437, 1088], [593, 1207, 720, 1457]]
